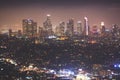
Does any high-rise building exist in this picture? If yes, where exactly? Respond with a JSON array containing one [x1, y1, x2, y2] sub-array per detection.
[[17, 30, 22, 37], [43, 14, 53, 36], [38, 26, 46, 42], [8, 29, 22, 37], [38, 27, 44, 37], [100, 22, 106, 35], [8, 29, 12, 37], [91, 25, 99, 37], [83, 17, 90, 36], [92, 25, 98, 34], [77, 21, 82, 35], [66, 18, 74, 36], [59, 22, 65, 36], [112, 24, 120, 36], [56, 22, 65, 36], [55, 25, 59, 36], [22, 19, 37, 37]]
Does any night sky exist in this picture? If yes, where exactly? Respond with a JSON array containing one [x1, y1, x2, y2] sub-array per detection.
[[0, 0, 120, 30]]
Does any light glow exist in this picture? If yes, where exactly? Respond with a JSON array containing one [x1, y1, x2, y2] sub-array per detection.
[[101, 22, 104, 26], [47, 14, 51, 17]]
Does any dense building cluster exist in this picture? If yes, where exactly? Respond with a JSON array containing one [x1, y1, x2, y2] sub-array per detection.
[[0, 15, 120, 80]]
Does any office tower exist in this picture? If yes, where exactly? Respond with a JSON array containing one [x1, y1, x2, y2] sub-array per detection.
[[43, 14, 53, 36], [83, 17, 90, 36], [55, 26, 59, 36], [77, 21, 82, 35], [66, 18, 74, 36], [92, 25, 98, 33], [8, 29, 12, 37], [100, 22, 106, 35], [38, 27, 44, 37], [38, 26, 45, 42], [59, 22, 65, 36], [91, 25, 99, 37], [56, 22, 65, 36], [22, 19, 37, 37], [112, 24, 120, 36], [17, 30, 22, 37]]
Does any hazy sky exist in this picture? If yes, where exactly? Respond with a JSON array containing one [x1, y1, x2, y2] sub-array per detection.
[[0, 0, 120, 30]]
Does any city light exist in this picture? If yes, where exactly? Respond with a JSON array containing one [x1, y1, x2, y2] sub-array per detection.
[[58, 69, 74, 77], [101, 22, 105, 26], [0, 1, 120, 79], [114, 64, 120, 68], [76, 73, 91, 80], [0, 20, 120, 79], [47, 14, 51, 17], [48, 35, 57, 39], [84, 17, 88, 21]]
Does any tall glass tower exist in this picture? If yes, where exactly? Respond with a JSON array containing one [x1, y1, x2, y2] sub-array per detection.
[[43, 14, 53, 36], [84, 17, 89, 36], [66, 18, 74, 36], [22, 19, 37, 37], [77, 21, 82, 35]]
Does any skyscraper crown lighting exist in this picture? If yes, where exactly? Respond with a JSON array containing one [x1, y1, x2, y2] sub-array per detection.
[[84, 17, 88, 21], [47, 14, 51, 17], [101, 22, 104, 26]]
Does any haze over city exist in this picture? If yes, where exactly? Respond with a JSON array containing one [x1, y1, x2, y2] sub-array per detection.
[[0, 0, 120, 31], [1, 0, 120, 80]]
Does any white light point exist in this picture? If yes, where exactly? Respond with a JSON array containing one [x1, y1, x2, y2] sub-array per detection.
[[47, 14, 51, 17], [84, 17, 88, 21], [101, 22, 104, 26]]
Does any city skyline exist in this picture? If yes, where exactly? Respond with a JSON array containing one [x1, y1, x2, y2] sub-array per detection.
[[1, 1, 120, 79], [0, 0, 120, 30]]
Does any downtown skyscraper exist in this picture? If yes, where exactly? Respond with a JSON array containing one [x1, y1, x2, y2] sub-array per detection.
[[83, 17, 90, 36], [66, 18, 74, 36], [22, 19, 37, 37], [43, 14, 53, 36], [77, 21, 82, 35]]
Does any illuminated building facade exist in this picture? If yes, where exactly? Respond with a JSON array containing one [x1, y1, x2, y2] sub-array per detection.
[[38, 27, 45, 37], [17, 30, 22, 37], [8, 29, 12, 37], [112, 24, 120, 36], [59, 22, 65, 36], [91, 25, 99, 36], [22, 19, 37, 37], [8, 29, 22, 37], [56, 22, 65, 36], [43, 14, 53, 36], [100, 22, 106, 35], [66, 18, 74, 36], [77, 21, 82, 35], [83, 17, 90, 36]]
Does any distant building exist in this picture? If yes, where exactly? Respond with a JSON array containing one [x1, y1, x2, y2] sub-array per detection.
[[38, 27, 44, 37], [56, 22, 65, 36], [91, 25, 99, 37], [8, 29, 12, 37], [66, 18, 74, 36], [112, 24, 120, 36], [17, 30, 22, 37], [100, 22, 106, 36], [22, 19, 37, 38], [8, 29, 22, 37], [43, 14, 53, 36], [76, 21, 82, 35], [83, 17, 90, 36], [59, 22, 65, 36]]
